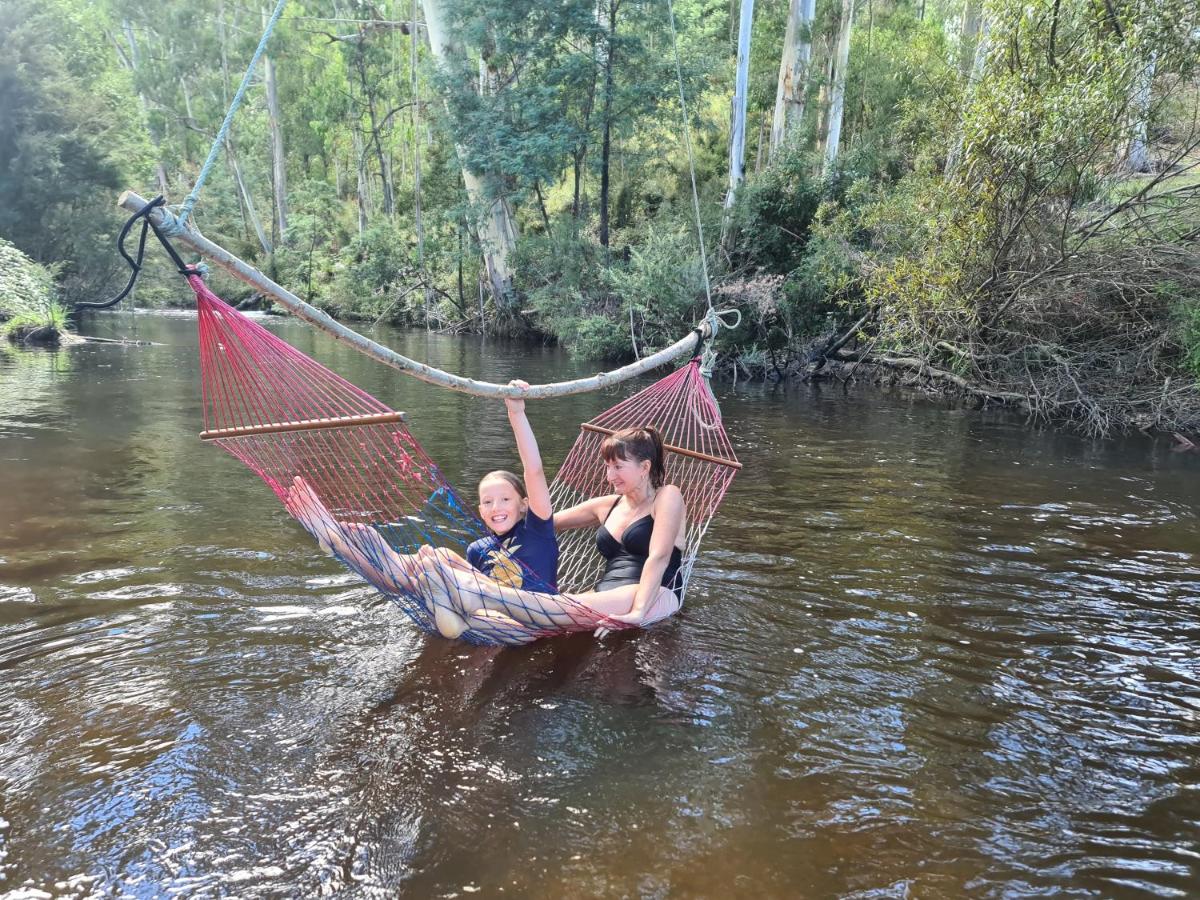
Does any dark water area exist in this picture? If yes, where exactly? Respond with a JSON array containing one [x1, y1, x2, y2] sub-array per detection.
[[1, 309, 1198, 898]]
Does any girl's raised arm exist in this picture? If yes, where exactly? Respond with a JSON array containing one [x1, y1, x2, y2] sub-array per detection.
[[505, 379, 553, 520]]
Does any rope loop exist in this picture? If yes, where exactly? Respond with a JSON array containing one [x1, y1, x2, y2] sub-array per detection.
[[78, 197, 183, 310], [696, 307, 740, 378]]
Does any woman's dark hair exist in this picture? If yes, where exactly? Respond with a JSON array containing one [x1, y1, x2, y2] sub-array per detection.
[[479, 469, 528, 499], [600, 426, 666, 489]]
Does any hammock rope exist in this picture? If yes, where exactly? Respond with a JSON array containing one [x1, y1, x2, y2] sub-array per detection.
[[175, 0, 289, 229], [188, 276, 739, 646]]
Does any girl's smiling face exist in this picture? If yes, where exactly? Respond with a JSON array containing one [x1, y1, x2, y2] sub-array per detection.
[[478, 476, 529, 535]]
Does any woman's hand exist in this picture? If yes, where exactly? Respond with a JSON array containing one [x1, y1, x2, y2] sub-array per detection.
[[505, 379, 529, 415], [593, 607, 645, 638]]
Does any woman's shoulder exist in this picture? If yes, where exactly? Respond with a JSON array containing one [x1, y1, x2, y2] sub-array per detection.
[[591, 492, 621, 512], [655, 484, 684, 505]]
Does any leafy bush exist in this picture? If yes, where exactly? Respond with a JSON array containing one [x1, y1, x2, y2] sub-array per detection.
[[1170, 290, 1200, 377], [517, 229, 610, 352], [726, 147, 823, 272], [326, 224, 419, 322], [517, 222, 711, 360], [0, 238, 69, 335]]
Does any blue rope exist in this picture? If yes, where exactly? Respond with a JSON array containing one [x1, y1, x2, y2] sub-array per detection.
[[176, 0, 289, 229]]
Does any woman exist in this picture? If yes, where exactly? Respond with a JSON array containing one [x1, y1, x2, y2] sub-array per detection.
[[428, 425, 687, 638]]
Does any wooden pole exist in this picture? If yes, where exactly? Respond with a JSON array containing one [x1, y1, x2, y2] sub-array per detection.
[[118, 190, 710, 399], [579, 423, 743, 469], [200, 411, 406, 441]]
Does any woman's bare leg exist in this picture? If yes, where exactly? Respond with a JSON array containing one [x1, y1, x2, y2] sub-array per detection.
[[466, 609, 545, 645]]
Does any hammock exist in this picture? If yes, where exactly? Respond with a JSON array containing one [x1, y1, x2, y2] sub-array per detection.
[[190, 275, 739, 646]]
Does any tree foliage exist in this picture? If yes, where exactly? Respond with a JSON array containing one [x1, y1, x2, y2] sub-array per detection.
[[0, 0, 1197, 430]]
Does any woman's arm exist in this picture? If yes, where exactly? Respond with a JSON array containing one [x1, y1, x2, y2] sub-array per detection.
[[616, 485, 685, 623], [505, 380, 552, 520], [553, 494, 615, 531]]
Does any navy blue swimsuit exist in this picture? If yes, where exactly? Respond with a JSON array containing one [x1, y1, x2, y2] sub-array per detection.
[[595, 500, 683, 599]]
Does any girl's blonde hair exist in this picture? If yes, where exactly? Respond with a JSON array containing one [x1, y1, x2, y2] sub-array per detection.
[[479, 469, 527, 498]]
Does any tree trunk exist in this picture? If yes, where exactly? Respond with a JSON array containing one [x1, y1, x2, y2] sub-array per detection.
[[264, 53, 288, 243], [946, 16, 990, 180], [422, 0, 517, 305], [823, 0, 854, 173], [411, 0, 431, 322], [354, 42, 395, 218], [960, 0, 983, 75], [769, 0, 816, 161], [1127, 52, 1156, 173], [353, 128, 370, 233], [119, 18, 169, 196], [754, 109, 766, 173], [724, 0, 756, 213], [228, 140, 272, 254], [178, 75, 195, 164], [599, 0, 618, 249]]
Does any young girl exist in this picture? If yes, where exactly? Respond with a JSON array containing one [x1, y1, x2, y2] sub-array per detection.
[[284, 380, 557, 639], [461, 379, 559, 592]]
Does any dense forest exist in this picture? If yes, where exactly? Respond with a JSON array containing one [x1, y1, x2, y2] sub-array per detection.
[[1, 0, 1198, 433]]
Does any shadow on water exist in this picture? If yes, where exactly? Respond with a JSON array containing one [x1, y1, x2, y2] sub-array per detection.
[[0, 310, 1198, 896]]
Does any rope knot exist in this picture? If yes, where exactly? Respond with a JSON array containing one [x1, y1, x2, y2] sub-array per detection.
[[152, 206, 188, 238]]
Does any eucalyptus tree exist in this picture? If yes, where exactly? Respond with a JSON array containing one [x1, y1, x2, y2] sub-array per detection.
[[770, 0, 816, 160], [422, 0, 519, 304], [822, 0, 854, 171], [724, 0, 756, 216]]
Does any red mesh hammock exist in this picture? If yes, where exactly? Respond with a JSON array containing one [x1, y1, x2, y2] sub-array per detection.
[[191, 275, 739, 645]]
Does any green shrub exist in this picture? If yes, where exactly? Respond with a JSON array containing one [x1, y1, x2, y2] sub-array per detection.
[[1170, 289, 1200, 377], [0, 238, 69, 335], [727, 147, 823, 272], [326, 224, 419, 322]]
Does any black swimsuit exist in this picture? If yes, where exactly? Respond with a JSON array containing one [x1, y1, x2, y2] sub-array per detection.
[[595, 500, 684, 599]]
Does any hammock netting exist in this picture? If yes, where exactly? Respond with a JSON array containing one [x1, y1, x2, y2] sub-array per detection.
[[191, 275, 739, 646]]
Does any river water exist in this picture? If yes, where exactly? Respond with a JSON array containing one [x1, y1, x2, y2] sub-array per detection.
[[1, 310, 1198, 897]]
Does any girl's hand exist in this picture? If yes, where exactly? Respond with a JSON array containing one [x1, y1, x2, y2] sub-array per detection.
[[505, 379, 529, 415]]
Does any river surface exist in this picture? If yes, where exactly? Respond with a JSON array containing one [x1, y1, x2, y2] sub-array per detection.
[[1, 309, 1198, 898]]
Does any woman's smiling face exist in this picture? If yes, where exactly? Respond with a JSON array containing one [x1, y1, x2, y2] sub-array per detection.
[[604, 452, 650, 494], [478, 476, 529, 535]]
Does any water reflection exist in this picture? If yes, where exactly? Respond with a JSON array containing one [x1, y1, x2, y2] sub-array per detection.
[[0, 311, 1198, 895]]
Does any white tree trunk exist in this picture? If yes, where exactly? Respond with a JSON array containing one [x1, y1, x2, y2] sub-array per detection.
[[960, 0, 982, 74], [724, 0, 756, 212], [422, 0, 516, 304], [412, 0, 431, 322], [946, 16, 989, 180], [1127, 52, 1156, 173], [353, 128, 370, 233], [228, 141, 272, 254], [823, 0, 854, 173], [769, 0, 816, 161], [264, 53, 288, 243]]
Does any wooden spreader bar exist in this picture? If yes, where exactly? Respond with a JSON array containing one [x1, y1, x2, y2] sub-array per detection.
[[200, 411, 407, 441], [580, 423, 742, 470]]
